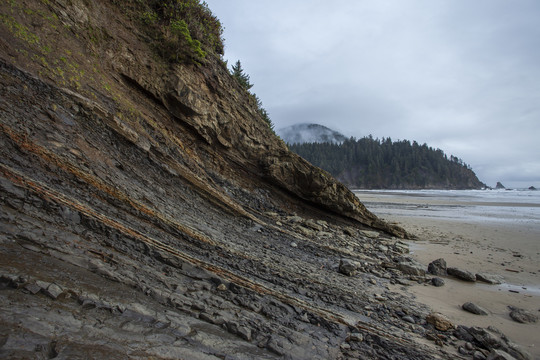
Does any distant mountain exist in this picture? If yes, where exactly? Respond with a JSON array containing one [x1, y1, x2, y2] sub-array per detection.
[[277, 123, 347, 144], [289, 135, 486, 190]]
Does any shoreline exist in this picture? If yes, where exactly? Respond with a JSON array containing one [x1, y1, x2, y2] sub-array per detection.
[[357, 191, 540, 358]]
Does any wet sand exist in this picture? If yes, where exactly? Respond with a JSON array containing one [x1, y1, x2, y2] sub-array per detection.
[[357, 191, 540, 358]]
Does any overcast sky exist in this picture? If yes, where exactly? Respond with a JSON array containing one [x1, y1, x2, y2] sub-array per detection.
[[205, 0, 540, 188]]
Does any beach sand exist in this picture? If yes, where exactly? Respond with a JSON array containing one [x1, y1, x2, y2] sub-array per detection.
[[357, 191, 540, 358]]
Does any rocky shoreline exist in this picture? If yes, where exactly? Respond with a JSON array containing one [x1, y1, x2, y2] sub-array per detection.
[[357, 190, 540, 359], [0, 1, 534, 358], [1, 170, 531, 358]]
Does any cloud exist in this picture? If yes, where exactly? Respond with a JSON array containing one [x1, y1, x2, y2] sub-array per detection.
[[206, 0, 540, 188]]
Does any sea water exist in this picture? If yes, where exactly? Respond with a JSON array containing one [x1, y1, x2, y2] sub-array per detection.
[[354, 189, 540, 226]]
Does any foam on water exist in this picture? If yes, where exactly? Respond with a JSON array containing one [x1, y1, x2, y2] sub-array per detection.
[[354, 189, 540, 226]]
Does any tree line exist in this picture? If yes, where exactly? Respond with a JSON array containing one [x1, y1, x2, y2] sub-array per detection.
[[288, 136, 486, 189]]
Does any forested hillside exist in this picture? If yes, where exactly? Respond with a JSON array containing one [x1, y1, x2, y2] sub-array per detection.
[[289, 137, 486, 189]]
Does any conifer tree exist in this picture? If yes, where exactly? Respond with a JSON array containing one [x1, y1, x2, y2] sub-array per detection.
[[231, 60, 253, 90]]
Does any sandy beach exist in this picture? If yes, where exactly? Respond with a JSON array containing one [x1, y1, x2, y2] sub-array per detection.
[[357, 190, 540, 358]]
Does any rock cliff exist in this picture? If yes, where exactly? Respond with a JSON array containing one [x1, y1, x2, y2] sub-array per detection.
[[0, 1, 516, 359]]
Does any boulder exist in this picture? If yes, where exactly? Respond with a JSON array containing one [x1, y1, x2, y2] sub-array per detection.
[[486, 349, 518, 360], [427, 258, 447, 276], [454, 325, 475, 342], [495, 182, 506, 189], [426, 312, 454, 331], [431, 277, 445, 287], [508, 307, 538, 324], [468, 327, 505, 349], [462, 302, 489, 315], [465, 327, 530, 359], [447, 267, 476, 282], [398, 258, 426, 276], [339, 259, 359, 276], [476, 273, 503, 285]]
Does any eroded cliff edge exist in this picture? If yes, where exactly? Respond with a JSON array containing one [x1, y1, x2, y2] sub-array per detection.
[[1, 0, 406, 237], [0, 1, 516, 359]]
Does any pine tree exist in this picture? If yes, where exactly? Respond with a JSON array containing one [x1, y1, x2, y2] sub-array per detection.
[[231, 60, 253, 90]]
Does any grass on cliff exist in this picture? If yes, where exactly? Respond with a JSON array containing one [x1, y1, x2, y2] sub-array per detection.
[[113, 0, 224, 64]]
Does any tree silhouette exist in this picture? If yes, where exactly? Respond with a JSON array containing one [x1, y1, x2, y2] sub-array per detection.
[[288, 137, 484, 189], [231, 60, 253, 90]]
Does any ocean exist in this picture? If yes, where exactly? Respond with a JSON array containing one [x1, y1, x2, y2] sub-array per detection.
[[354, 189, 540, 227]]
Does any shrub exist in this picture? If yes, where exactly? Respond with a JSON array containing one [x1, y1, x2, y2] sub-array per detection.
[[141, 11, 158, 25], [148, 0, 223, 61], [112, 0, 224, 63], [166, 19, 206, 61]]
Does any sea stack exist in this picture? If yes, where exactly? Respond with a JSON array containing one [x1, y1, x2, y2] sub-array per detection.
[[495, 182, 506, 189]]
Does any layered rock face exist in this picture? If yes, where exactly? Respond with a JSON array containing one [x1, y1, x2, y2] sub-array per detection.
[[0, 1, 471, 359]]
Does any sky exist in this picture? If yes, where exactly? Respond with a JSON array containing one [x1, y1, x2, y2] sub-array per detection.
[[204, 0, 540, 189]]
